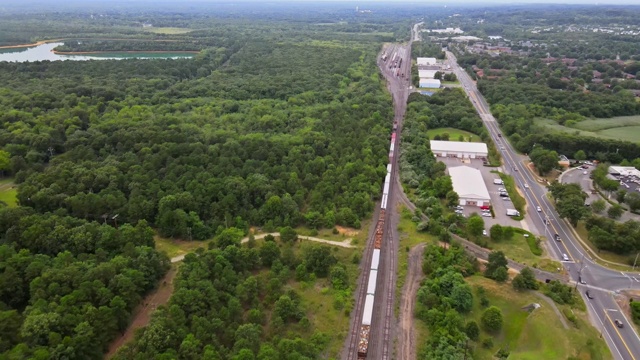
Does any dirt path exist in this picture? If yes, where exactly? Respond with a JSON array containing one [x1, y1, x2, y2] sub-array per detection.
[[397, 243, 426, 360], [170, 233, 353, 263], [104, 265, 179, 359]]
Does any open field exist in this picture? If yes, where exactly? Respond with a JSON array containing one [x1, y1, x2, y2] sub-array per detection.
[[487, 232, 540, 266], [425, 127, 479, 142], [142, 27, 193, 34], [535, 116, 640, 144], [466, 276, 611, 360], [154, 235, 209, 258], [0, 178, 18, 207]]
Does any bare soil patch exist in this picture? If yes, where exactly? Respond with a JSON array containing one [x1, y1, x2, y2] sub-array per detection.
[[104, 265, 179, 359], [335, 225, 359, 237]]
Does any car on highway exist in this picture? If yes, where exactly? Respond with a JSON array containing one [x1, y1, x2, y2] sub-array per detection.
[[586, 290, 594, 299], [583, 171, 588, 175], [500, 146, 505, 150], [524, 183, 529, 189], [614, 319, 624, 328], [562, 253, 569, 261], [537, 206, 542, 212], [554, 233, 561, 241]]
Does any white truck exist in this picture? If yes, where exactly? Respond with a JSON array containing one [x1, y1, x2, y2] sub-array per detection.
[[506, 209, 520, 217]]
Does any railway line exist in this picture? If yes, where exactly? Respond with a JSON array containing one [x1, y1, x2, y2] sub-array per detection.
[[342, 38, 412, 360]]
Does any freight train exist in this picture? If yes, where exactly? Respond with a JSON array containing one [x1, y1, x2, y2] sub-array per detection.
[[357, 126, 396, 359]]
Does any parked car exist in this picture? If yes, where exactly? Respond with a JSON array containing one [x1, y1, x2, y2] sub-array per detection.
[[583, 171, 588, 175], [480, 205, 490, 210], [482, 212, 492, 217], [483, 229, 487, 236], [499, 193, 509, 197], [498, 188, 506, 192]]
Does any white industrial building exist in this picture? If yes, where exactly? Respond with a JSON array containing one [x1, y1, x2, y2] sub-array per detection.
[[448, 166, 491, 207], [609, 166, 640, 177], [418, 69, 438, 79], [430, 140, 488, 158], [417, 57, 437, 66], [419, 79, 441, 88]]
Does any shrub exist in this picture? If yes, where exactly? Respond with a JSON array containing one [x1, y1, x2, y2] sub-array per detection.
[[481, 306, 503, 333]]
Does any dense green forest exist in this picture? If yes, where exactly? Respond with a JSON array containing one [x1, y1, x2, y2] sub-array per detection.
[[0, 4, 403, 358], [113, 236, 356, 359]]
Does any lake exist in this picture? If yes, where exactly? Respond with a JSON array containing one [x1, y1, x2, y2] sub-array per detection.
[[0, 42, 196, 62]]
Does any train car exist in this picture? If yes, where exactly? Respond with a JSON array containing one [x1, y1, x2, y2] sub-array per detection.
[[374, 211, 384, 249], [358, 294, 375, 358], [371, 249, 380, 270], [386, 164, 392, 174], [397, 58, 403, 68], [367, 270, 378, 295]]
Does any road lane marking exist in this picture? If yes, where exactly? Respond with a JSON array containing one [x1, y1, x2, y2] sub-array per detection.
[[604, 310, 637, 360]]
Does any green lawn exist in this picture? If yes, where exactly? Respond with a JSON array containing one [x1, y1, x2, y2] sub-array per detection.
[[0, 178, 18, 207], [466, 276, 611, 360], [535, 116, 640, 144], [488, 233, 540, 267], [425, 127, 479, 142]]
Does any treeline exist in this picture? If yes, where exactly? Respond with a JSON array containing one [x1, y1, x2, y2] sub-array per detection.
[[1, 38, 392, 239], [416, 244, 478, 359], [491, 103, 640, 163], [55, 40, 204, 53], [411, 41, 445, 60], [0, 206, 170, 358], [113, 237, 351, 359]]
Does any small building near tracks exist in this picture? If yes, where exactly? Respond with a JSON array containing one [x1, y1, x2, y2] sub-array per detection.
[[448, 166, 491, 207], [419, 78, 441, 88], [430, 140, 488, 159]]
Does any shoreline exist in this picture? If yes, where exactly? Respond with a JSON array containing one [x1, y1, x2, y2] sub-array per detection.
[[52, 50, 200, 55], [0, 38, 184, 50]]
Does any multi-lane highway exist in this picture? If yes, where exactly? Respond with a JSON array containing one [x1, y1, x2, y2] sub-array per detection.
[[447, 50, 640, 360]]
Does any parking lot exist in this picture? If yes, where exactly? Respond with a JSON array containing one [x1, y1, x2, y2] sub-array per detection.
[[440, 157, 519, 231]]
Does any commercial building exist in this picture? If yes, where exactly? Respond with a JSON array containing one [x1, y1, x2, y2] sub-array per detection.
[[419, 78, 441, 88], [609, 166, 640, 177], [448, 166, 491, 207], [418, 69, 438, 79], [430, 140, 488, 159], [417, 57, 437, 66]]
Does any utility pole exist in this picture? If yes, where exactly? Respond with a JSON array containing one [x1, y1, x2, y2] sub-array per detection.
[[633, 252, 639, 271], [187, 227, 192, 242], [112, 214, 119, 228], [575, 253, 586, 290]]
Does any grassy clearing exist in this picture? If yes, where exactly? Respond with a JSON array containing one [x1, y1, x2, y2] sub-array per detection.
[[535, 117, 640, 144], [295, 224, 364, 245], [494, 171, 526, 220], [288, 245, 358, 358], [425, 127, 479, 142], [154, 235, 209, 258], [0, 178, 17, 207], [396, 205, 437, 308], [466, 276, 611, 360], [488, 232, 540, 267], [143, 27, 193, 34]]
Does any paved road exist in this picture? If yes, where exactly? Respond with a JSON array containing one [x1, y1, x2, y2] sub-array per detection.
[[447, 50, 640, 360]]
